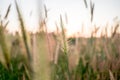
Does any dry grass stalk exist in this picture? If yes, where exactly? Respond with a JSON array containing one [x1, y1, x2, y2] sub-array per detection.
[[0, 22, 10, 69], [112, 24, 119, 38], [0, 5, 11, 68], [90, 0, 94, 22], [31, 33, 36, 62], [103, 41, 111, 60], [43, 5, 53, 62], [15, 1, 32, 61], [53, 24, 60, 64], [109, 70, 115, 80], [54, 42, 60, 64], [15, 1, 33, 79], [4, 4, 11, 19], [91, 26, 99, 37], [83, 0, 88, 8]]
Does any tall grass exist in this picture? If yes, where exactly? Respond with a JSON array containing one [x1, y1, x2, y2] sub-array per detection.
[[0, 1, 33, 80], [0, 0, 120, 80], [15, 1, 33, 79]]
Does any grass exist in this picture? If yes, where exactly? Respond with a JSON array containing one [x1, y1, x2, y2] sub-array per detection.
[[0, 1, 33, 80], [0, 0, 120, 80]]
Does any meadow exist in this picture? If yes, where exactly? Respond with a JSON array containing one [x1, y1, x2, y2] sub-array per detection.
[[0, 0, 120, 80]]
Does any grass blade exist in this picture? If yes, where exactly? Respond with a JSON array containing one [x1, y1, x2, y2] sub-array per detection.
[[83, 0, 88, 8], [15, 0, 32, 61], [109, 70, 115, 80], [90, 0, 94, 22], [4, 4, 11, 19], [0, 22, 10, 69]]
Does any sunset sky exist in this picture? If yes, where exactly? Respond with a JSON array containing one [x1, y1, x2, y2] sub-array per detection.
[[0, 0, 120, 37]]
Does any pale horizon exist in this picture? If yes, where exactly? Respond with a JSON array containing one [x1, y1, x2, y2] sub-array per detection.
[[0, 0, 120, 37]]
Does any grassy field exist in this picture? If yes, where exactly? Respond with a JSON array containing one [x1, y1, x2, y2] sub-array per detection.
[[0, 0, 120, 80]]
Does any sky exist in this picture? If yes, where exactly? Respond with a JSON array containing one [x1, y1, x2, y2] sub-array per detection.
[[0, 0, 120, 37]]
